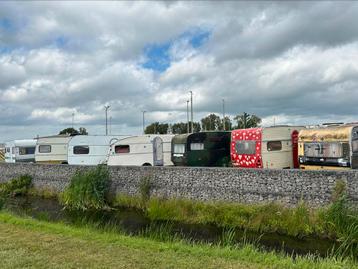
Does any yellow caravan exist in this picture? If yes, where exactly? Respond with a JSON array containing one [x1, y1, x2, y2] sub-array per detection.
[[298, 124, 358, 170]]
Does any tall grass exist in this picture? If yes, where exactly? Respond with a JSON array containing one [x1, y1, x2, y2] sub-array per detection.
[[0, 175, 32, 209], [60, 165, 110, 210], [326, 195, 358, 259]]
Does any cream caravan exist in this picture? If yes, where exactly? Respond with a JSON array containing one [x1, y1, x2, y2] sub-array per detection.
[[35, 135, 72, 164], [4, 139, 37, 163], [298, 124, 358, 170], [68, 135, 130, 165], [231, 126, 304, 169], [107, 135, 174, 166]]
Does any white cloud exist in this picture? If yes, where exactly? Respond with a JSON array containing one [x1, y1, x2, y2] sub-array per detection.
[[0, 1, 358, 141]]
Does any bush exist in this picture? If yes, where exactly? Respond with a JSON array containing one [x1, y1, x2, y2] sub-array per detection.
[[61, 165, 110, 210], [0, 175, 33, 210], [0, 175, 32, 197]]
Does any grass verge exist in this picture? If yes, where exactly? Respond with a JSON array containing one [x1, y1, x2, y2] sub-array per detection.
[[0, 212, 356, 269]]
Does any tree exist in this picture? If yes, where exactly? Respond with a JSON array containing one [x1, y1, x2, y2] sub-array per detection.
[[233, 113, 261, 129], [171, 122, 201, 134], [144, 122, 169, 134], [59, 127, 88, 136], [222, 116, 233, 131], [201, 114, 223, 131], [79, 127, 88, 135]]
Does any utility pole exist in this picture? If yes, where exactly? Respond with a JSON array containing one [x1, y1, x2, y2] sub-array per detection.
[[109, 116, 112, 135], [71, 112, 74, 129], [142, 110, 146, 134], [190, 91, 193, 133], [243, 112, 248, 129], [222, 99, 225, 131], [105, 105, 110, 135], [186, 100, 190, 133]]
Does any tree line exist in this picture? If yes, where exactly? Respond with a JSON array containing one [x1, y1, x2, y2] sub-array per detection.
[[144, 112, 261, 134]]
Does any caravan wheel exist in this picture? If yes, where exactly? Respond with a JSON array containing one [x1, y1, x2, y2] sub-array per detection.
[[142, 163, 152, 166]]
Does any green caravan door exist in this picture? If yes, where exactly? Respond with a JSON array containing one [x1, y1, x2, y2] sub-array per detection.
[[351, 127, 358, 169]]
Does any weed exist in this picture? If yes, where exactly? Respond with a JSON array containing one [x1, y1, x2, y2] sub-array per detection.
[[60, 165, 110, 210], [0, 175, 32, 197], [220, 227, 236, 247], [332, 180, 347, 202], [139, 175, 152, 204]]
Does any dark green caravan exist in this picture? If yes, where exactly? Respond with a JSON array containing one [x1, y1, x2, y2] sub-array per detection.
[[171, 131, 231, 167]]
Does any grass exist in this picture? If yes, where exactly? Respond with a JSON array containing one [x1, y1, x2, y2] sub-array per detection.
[[0, 175, 32, 209], [60, 165, 110, 210], [0, 212, 356, 269], [114, 195, 328, 237]]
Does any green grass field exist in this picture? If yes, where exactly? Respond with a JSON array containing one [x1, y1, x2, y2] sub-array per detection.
[[0, 212, 356, 269]]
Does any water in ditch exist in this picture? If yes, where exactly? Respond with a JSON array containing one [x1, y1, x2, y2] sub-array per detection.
[[3, 196, 336, 257]]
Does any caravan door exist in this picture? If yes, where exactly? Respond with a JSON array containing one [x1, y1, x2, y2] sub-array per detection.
[[153, 136, 164, 166]]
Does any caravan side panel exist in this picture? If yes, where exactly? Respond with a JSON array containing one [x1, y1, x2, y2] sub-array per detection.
[[35, 136, 71, 164]]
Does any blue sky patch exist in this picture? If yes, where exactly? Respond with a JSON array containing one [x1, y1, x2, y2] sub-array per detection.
[[0, 18, 13, 31], [142, 28, 211, 72], [142, 42, 171, 72]]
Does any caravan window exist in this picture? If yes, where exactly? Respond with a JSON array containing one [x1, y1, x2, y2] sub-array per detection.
[[73, 146, 89, 155], [115, 145, 130, 153], [19, 147, 35, 155], [235, 141, 256, 155], [39, 145, 51, 153], [190, 143, 204, 151], [267, 141, 282, 151], [6, 148, 10, 153], [174, 144, 185, 154]]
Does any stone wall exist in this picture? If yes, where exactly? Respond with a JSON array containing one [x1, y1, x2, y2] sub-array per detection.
[[0, 163, 357, 207]]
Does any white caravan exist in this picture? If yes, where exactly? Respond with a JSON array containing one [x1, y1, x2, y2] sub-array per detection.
[[35, 135, 72, 164], [68, 135, 130, 165], [107, 135, 174, 166], [4, 139, 37, 163]]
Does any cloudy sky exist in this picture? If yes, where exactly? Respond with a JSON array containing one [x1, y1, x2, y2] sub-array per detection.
[[0, 1, 357, 141]]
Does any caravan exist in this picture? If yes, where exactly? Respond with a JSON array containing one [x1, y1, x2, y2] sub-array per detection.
[[171, 132, 231, 167], [4, 139, 37, 163], [107, 135, 174, 166], [231, 126, 304, 169], [298, 124, 358, 170], [35, 135, 72, 164], [68, 135, 130, 165]]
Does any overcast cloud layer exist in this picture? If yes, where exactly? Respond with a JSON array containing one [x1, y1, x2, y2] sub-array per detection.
[[0, 1, 357, 141]]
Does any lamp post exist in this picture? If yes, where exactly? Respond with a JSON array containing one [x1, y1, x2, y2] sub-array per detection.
[[109, 116, 112, 135], [142, 110, 146, 134], [189, 91, 193, 133], [222, 99, 225, 131], [71, 112, 75, 129], [186, 100, 190, 133], [105, 105, 110, 135]]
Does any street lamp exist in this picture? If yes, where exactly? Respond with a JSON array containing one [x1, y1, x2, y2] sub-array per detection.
[[142, 110, 146, 134], [71, 112, 75, 129], [189, 91, 193, 133], [222, 99, 225, 131], [186, 100, 190, 133], [105, 105, 110, 135]]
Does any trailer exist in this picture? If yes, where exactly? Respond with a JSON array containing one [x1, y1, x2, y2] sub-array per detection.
[[107, 135, 174, 166], [4, 139, 37, 163], [0, 143, 5, 162], [68, 135, 130, 165], [171, 131, 231, 167], [35, 135, 72, 164], [231, 126, 304, 169], [298, 124, 358, 170]]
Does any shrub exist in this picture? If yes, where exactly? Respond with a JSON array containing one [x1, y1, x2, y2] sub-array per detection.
[[0, 175, 33, 210], [61, 165, 110, 210], [0, 175, 32, 197]]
